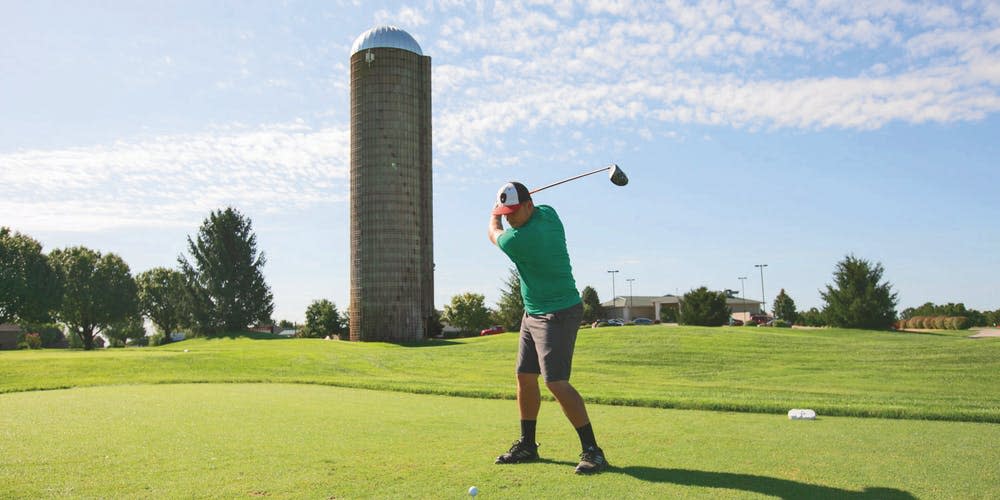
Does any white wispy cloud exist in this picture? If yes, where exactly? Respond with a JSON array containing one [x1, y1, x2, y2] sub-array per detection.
[[428, 0, 1000, 162], [1, 122, 349, 232], [4, 1, 997, 232]]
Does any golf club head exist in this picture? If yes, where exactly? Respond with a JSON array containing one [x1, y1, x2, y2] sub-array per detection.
[[608, 164, 629, 186]]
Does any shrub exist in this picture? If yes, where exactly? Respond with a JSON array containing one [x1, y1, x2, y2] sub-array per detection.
[[743, 321, 758, 327], [149, 333, 169, 346], [771, 320, 791, 328], [38, 327, 64, 347], [798, 307, 826, 327], [679, 287, 730, 326], [67, 331, 84, 349], [23, 333, 42, 349]]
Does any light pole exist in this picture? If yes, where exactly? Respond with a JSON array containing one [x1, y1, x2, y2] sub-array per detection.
[[608, 270, 619, 318], [755, 264, 768, 315], [738, 276, 747, 319], [625, 278, 635, 321]]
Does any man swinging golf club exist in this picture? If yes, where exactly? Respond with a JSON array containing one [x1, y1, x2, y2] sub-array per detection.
[[488, 181, 609, 475]]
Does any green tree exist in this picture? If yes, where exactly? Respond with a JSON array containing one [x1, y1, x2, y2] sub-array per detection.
[[136, 267, 187, 342], [986, 309, 1000, 327], [442, 292, 491, 336], [772, 288, 798, 323], [821, 254, 898, 330], [679, 287, 730, 326], [581, 286, 603, 323], [900, 302, 937, 320], [492, 268, 523, 332], [178, 208, 274, 334], [1, 227, 62, 323], [300, 299, 344, 339], [900, 302, 986, 326], [49, 246, 138, 350], [659, 303, 678, 323], [798, 307, 826, 327], [105, 314, 147, 347], [425, 309, 444, 338]]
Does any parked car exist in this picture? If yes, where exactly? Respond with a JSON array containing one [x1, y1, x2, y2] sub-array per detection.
[[479, 325, 505, 336], [633, 318, 653, 325], [728, 318, 744, 326], [591, 320, 608, 328], [607, 319, 625, 326], [749, 314, 772, 325]]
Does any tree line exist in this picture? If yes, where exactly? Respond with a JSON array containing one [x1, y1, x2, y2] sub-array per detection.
[[440, 254, 998, 334], [8, 220, 996, 349], [1, 208, 347, 350]]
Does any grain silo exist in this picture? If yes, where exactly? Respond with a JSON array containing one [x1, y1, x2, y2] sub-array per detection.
[[349, 26, 433, 342]]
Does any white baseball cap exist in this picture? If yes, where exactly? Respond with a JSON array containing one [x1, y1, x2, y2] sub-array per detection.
[[492, 182, 532, 215]]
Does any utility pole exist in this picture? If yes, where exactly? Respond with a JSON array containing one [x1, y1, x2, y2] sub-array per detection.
[[738, 276, 747, 320], [608, 270, 619, 318], [755, 264, 768, 315], [625, 278, 635, 321]]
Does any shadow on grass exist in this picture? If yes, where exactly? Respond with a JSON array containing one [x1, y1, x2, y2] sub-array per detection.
[[616, 466, 915, 499]]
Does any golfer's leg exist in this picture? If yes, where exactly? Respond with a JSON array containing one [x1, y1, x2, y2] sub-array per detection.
[[517, 373, 542, 420], [546, 380, 589, 428]]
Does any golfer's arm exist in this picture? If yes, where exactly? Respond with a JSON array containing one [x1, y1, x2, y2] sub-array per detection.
[[489, 214, 504, 246]]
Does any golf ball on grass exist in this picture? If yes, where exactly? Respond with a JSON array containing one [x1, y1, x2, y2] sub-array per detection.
[[469, 486, 478, 496]]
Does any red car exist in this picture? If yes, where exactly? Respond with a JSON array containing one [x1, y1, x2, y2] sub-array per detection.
[[480, 325, 505, 336]]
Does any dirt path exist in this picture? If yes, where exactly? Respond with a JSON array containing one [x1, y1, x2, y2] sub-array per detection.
[[969, 328, 1000, 338]]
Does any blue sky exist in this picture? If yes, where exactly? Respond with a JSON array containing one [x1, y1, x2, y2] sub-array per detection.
[[2, 1, 998, 322]]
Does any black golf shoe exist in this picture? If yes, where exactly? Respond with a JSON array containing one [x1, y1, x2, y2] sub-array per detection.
[[574, 446, 609, 474], [495, 439, 539, 464]]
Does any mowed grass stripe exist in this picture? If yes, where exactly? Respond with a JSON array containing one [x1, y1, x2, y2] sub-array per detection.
[[1, 325, 997, 422], [1, 384, 997, 499]]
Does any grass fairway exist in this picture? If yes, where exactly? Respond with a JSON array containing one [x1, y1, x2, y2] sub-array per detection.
[[1, 325, 998, 421], [2, 383, 998, 499], [1, 325, 997, 498]]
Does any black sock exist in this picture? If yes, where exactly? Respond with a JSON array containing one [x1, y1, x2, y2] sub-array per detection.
[[520, 419, 537, 445], [575, 423, 598, 450]]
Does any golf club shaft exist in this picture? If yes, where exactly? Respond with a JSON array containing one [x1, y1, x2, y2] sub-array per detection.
[[530, 165, 613, 194]]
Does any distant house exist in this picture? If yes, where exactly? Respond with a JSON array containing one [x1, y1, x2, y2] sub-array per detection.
[[249, 324, 276, 334], [601, 294, 763, 323], [278, 329, 297, 337], [0, 323, 23, 350]]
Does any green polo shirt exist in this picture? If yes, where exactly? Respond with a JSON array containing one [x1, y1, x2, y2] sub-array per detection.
[[497, 205, 580, 315]]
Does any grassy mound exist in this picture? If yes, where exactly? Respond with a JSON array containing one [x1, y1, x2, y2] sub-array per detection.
[[1, 325, 997, 421]]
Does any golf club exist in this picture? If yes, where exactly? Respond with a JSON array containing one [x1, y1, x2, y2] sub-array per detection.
[[530, 164, 628, 194]]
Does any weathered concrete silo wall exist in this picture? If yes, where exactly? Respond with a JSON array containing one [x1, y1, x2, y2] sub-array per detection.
[[349, 27, 433, 342]]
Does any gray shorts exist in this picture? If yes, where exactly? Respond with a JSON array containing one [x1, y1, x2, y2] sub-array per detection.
[[516, 302, 584, 383]]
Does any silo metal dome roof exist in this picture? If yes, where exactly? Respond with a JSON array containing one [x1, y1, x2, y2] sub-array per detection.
[[351, 25, 423, 56]]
